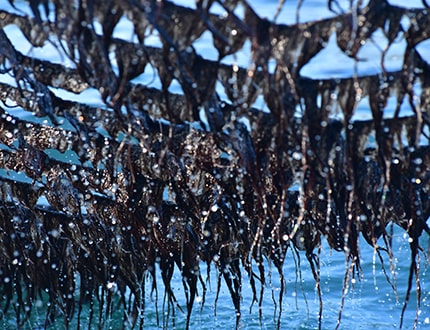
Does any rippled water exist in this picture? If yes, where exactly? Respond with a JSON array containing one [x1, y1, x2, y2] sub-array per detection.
[[1, 0, 430, 329]]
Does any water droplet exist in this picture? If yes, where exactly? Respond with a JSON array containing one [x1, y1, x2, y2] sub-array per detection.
[[292, 151, 302, 160]]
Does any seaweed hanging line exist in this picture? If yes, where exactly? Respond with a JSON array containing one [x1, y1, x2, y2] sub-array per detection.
[[0, 0, 429, 329]]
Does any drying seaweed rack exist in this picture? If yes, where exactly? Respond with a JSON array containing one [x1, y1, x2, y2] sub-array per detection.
[[0, 0, 429, 329]]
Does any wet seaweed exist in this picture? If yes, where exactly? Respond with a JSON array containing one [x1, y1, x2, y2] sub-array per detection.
[[0, 0, 430, 329]]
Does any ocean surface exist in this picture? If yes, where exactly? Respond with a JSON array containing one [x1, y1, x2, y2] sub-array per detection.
[[0, 0, 429, 329]]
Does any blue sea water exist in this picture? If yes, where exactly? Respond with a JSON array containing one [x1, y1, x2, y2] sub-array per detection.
[[13, 228, 427, 329], [0, 0, 429, 329], [112, 230, 428, 330]]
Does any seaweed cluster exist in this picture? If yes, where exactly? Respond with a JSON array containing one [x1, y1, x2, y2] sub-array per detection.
[[0, 0, 429, 328]]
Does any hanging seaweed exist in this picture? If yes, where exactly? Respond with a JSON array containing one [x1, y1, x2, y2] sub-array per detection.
[[0, 0, 429, 329]]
